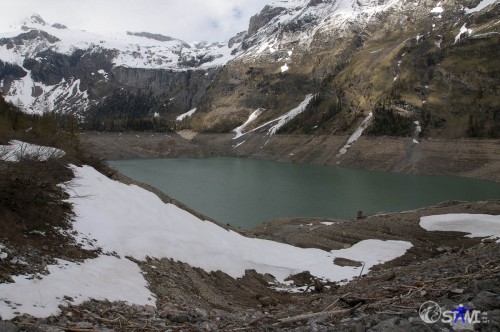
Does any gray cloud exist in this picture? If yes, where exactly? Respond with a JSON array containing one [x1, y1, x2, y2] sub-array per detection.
[[0, 0, 272, 42]]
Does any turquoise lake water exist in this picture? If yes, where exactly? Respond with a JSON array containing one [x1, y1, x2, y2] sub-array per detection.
[[108, 157, 500, 229]]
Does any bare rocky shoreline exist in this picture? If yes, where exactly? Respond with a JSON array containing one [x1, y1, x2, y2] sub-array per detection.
[[82, 131, 500, 183]]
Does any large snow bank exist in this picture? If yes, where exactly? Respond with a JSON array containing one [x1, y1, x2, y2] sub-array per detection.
[[65, 164, 411, 281], [0, 164, 412, 319], [420, 214, 500, 242]]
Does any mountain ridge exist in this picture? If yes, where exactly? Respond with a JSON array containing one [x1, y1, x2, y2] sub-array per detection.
[[0, 1, 499, 137], [199, 0, 499, 138]]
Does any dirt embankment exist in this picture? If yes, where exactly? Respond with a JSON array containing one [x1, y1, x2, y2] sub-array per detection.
[[82, 131, 500, 182]]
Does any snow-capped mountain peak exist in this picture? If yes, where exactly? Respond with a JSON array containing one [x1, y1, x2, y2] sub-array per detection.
[[2, 14, 238, 71], [22, 13, 48, 27], [237, 0, 407, 57], [0, 14, 241, 114]]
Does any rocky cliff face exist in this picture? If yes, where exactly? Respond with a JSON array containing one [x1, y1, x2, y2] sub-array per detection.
[[0, 1, 498, 137], [0, 14, 234, 126], [196, 0, 500, 138]]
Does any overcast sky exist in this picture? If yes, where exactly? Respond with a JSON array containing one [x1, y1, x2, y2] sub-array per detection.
[[0, 0, 273, 42]]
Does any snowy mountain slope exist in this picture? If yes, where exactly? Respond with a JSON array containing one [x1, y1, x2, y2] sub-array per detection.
[[237, 0, 500, 58], [0, 0, 499, 137], [237, 0, 405, 57], [195, 0, 500, 137], [0, 14, 236, 115], [0, 14, 235, 70]]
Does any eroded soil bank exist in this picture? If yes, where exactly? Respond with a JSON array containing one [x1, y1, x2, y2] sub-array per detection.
[[82, 131, 500, 182]]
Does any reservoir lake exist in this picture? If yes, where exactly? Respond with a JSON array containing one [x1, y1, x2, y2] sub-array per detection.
[[108, 157, 500, 229]]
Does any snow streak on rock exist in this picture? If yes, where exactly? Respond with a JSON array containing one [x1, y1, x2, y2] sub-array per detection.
[[337, 112, 373, 156], [176, 108, 197, 121], [250, 94, 316, 136], [464, 0, 498, 14], [233, 108, 265, 139]]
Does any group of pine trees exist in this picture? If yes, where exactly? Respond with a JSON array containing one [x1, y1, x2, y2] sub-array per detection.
[[0, 93, 79, 150], [83, 89, 177, 132]]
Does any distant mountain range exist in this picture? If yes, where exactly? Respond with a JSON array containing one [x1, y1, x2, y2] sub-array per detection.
[[0, 0, 498, 137]]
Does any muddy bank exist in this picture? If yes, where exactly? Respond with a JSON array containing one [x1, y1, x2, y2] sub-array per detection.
[[82, 131, 500, 182]]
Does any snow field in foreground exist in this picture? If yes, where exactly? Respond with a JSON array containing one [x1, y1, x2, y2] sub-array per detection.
[[0, 163, 412, 319]]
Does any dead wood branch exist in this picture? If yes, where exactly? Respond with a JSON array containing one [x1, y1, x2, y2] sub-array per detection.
[[277, 303, 362, 324]]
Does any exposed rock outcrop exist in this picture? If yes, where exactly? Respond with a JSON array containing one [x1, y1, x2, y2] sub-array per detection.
[[0, 1, 499, 137]]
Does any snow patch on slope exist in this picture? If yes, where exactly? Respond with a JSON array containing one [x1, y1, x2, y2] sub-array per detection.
[[250, 94, 316, 136], [97, 69, 109, 80], [0, 256, 153, 320], [431, 6, 444, 14], [4, 70, 36, 109], [454, 24, 473, 44], [464, 0, 498, 14], [233, 108, 265, 139], [3, 74, 89, 114], [176, 108, 197, 121], [337, 112, 374, 156], [0, 140, 65, 162], [420, 214, 500, 242], [413, 120, 422, 144]]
